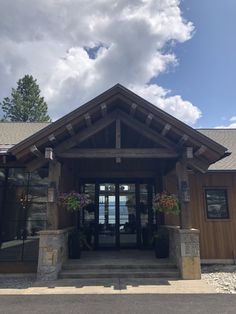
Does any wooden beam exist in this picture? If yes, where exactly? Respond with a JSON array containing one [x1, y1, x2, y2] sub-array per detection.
[[195, 145, 207, 157], [84, 113, 92, 127], [176, 160, 192, 229], [30, 145, 42, 157], [130, 103, 137, 116], [57, 148, 179, 159], [45, 147, 54, 160], [100, 103, 107, 116], [116, 119, 121, 163], [178, 134, 189, 146], [118, 110, 177, 150], [161, 124, 171, 136], [66, 123, 75, 136], [187, 157, 209, 173], [26, 157, 48, 172], [47, 160, 61, 229], [186, 147, 193, 159], [55, 111, 117, 153], [48, 134, 57, 145], [145, 113, 153, 126]]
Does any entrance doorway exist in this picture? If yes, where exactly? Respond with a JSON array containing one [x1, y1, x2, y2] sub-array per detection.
[[80, 180, 156, 250]]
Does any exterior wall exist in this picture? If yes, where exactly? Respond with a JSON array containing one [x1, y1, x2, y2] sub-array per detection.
[[164, 171, 236, 260]]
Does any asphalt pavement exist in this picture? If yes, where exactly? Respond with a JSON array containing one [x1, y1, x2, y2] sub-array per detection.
[[0, 294, 236, 314]]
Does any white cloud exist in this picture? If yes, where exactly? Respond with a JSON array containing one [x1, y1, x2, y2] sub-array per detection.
[[215, 116, 236, 128], [0, 0, 199, 124]]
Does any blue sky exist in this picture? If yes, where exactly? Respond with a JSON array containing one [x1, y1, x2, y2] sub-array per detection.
[[157, 0, 236, 128], [0, 0, 235, 128]]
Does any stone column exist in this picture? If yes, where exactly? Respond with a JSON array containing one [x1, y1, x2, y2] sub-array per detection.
[[168, 226, 201, 280], [37, 228, 71, 280]]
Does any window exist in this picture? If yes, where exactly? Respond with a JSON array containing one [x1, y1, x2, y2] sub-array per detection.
[[205, 189, 229, 219], [0, 167, 48, 262]]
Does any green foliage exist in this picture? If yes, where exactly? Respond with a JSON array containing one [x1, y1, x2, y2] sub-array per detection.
[[61, 192, 91, 212], [0, 75, 51, 122]]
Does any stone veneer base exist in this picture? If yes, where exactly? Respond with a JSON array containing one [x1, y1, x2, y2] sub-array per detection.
[[168, 226, 201, 280], [37, 228, 74, 280]]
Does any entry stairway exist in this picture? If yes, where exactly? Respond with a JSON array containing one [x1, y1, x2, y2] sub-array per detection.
[[59, 250, 179, 279]]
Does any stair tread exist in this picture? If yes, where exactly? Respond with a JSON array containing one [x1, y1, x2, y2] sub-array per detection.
[[60, 269, 179, 274]]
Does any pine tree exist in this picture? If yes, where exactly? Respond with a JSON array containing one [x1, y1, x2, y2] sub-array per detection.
[[1, 75, 51, 122]]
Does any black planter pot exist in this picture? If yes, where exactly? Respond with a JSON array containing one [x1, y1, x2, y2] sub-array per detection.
[[154, 236, 169, 258], [68, 231, 81, 259]]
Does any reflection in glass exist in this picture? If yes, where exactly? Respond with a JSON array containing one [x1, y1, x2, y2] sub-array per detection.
[[119, 183, 136, 248], [98, 184, 116, 247], [81, 184, 96, 248], [0, 168, 48, 261], [205, 189, 229, 219]]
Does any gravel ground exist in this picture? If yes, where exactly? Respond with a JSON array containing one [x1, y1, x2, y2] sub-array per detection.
[[0, 266, 236, 294], [202, 265, 236, 294], [0, 274, 36, 288]]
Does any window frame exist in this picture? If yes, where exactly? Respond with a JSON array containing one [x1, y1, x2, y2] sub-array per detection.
[[204, 187, 230, 220]]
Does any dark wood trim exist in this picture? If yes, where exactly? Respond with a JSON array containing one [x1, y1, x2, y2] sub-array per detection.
[[66, 123, 75, 137], [118, 110, 177, 149], [115, 183, 120, 248], [116, 119, 121, 163], [101, 103, 107, 116], [116, 90, 227, 155], [195, 145, 207, 157], [55, 111, 117, 153], [57, 148, 179, 159], [161, 123, 171, 136], [30, 145, 42, 157], [130, 103, 137, 116], [135, 183, 141, 248], [9, 84, 227, 165], [177, 134, 189, 146], [176, 160, 192, 229]]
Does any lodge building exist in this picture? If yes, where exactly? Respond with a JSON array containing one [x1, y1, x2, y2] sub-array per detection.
[[0, 84, 236, 280]]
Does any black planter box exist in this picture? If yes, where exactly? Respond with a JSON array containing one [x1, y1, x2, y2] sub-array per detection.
[[68, 231, 81, 259], [154, 236, 169, 258]]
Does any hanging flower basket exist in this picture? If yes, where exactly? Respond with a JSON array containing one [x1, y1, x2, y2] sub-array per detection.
[[153, 191, 180, 216], [60, 192, 91, 212]]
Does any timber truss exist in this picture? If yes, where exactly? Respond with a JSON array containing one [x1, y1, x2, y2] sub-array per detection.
[[6, 84, 228, 173]]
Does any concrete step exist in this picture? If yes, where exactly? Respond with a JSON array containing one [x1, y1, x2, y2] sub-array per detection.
[[62, 262, 177, 271], [59, 268, 179, 279]]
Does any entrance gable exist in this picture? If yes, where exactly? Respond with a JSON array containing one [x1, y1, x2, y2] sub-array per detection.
[[7, 84, 228, 173]]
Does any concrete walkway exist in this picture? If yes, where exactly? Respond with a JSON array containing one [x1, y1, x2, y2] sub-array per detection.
[[0, 276, 216, 294]]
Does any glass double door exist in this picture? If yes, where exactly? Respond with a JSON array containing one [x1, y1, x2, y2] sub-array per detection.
[[81, 181, 155, 250], [98, 183, 137, 249]]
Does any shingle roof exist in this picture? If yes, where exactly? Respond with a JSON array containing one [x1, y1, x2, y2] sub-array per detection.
[[0, 122, 50, 152], [198, 129, 236, 171]]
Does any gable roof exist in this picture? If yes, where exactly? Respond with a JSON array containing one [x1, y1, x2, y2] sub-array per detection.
[[0, 84, 229, 172], [0, 122, 50, 153], [198, 129, 236, 171], [0, 122, 50, 145]]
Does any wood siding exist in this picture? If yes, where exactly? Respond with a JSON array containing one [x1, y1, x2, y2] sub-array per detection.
[[164, 172, 236, 259]]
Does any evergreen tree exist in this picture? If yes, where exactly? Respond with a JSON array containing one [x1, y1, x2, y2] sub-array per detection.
[[1, 75, 51, 122]]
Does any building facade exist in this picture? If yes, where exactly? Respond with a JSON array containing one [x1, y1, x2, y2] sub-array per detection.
[[0, 85, 235, 279]]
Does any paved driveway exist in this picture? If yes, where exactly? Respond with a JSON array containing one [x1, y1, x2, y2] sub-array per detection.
[[0, 294, 236, 314]]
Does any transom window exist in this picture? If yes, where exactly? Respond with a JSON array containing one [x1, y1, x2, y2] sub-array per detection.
[[205, 188, 229, 219]]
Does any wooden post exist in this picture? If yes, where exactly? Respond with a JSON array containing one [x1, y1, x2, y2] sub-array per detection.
[[47, 160, 61, 229], [116, 119, 121, 163], [176, 160, 192, 229]]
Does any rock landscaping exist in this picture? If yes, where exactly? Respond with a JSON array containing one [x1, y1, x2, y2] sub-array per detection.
[[202, 264, 236, 293]]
